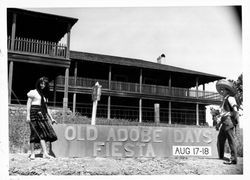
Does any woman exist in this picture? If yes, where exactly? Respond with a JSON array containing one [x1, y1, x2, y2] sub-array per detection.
[[26, 76, 57, 159]]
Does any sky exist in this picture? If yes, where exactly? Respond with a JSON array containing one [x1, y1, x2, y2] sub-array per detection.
[[25, 6, 242, 83]]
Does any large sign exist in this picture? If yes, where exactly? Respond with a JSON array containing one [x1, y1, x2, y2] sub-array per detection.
[[52, 124, 219, 158]]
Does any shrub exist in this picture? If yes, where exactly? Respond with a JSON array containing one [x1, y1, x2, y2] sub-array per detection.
[[9, 114, 30, 153]]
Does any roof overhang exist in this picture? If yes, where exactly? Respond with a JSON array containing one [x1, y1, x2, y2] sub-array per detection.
[[7, 8, 78, 42], [70, 51, 225, 88]]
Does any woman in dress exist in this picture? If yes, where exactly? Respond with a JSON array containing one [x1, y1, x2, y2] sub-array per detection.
[[26, 76, 57, 159]]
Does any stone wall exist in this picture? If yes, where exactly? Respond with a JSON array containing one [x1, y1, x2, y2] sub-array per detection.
[[9, 104, 72, 120]]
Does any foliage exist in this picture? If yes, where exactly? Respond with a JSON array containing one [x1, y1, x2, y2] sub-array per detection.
[[9, 114, 30, 153], [228, 73, 243, 107]]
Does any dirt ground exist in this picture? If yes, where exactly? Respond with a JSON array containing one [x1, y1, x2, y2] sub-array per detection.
[[9, 153, 243, 175]]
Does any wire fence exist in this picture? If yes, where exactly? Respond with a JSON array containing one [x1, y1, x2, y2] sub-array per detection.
[[68, 102, 206, 126], [10, 96, 206, 126]]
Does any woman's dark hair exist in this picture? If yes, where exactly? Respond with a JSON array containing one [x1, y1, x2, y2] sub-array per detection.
[[35, 76, 50, 113]]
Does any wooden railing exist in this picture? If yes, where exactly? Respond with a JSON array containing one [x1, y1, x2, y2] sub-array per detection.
[[55, 76, 221, 101], [142, 84, 170, 96], [111, 81, 140, 93], [8, 36, 67, 58]]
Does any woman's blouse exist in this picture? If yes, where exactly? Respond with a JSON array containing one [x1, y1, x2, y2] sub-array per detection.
[[27, 89, 47, 105]]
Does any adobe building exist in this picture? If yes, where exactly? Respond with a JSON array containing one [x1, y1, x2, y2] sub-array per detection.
[[7, 8, 224, 126]]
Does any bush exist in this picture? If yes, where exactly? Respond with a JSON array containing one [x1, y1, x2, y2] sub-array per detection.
[[9, 114, 30, 153]]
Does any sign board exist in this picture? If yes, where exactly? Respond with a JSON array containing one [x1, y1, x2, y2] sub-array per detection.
[[52, 124, 219, 158], [92, 82, 102, 101]]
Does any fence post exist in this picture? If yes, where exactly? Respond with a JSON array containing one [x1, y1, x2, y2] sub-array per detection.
[[154, 103, 160, 124]]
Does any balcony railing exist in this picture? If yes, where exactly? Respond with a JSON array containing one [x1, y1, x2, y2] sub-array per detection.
[[55, 76, 221, 101], [8, 36, 67, 58]]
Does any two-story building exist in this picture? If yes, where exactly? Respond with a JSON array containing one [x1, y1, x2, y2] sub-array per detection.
[[7, 8, 224, 126]]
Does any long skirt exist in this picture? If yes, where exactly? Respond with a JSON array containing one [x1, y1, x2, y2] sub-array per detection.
[[29, 105, 57, 143]]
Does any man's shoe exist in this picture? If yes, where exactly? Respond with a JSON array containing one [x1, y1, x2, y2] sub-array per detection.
[[223, 160, 237, 165], [29, 154, 35, 160]]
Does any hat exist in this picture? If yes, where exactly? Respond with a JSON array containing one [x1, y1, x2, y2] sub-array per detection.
[[216, 79, 236, 96]]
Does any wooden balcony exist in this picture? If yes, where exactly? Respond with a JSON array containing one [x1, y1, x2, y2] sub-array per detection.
[[8, 36, 67, 58], [55, 76, 222, 101]]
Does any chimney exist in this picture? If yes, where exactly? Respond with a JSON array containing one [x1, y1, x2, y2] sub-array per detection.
[[157, 54, 166, 64]]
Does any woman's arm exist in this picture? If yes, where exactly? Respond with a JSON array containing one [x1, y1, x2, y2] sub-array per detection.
[[26, 98, 32, 123], [47, 108, 57, 124]]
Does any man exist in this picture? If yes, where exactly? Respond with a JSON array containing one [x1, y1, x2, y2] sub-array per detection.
[[216, 79, 239, 165]]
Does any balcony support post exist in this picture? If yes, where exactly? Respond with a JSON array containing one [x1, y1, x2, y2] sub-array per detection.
[[168, 101, 172, 124], [196, 77, 199, 98], [66, 24, 71, 59], [8, 61, 14, 104], [196, 77, 200, 125], [9, 13, 17, 104], [73, 61, 78, 116], [108, 65, 112, 119], [108, 65, 112, 89], [139, 69, 142, 123], [168, 73, 172, 96], [53, 78, 57, 107], [203, 84, 205, 98], [63, 68, 69, 123], [11, 13, 16, 51]]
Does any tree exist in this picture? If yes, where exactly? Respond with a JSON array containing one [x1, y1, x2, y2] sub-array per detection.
[[235, 74, 243, 108]]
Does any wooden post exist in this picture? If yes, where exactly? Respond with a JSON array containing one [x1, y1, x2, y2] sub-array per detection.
[[168, 101, 172, 124], [108, 65, 112, 89], [9, 13, 17, 104], [187, 89, 190, 97], [108, 96, 111, 119], [63, 68, 69, 123], [196, 78, 199, 125], [139, 99, 142, 123], [154, 103, 160, 124], [139, 69, 142, 123], [168, 73, 172, 96], [107, 65, 112, 119], [203, 84, 205, 98], [73, 61, 78, 116], [66, 24, 71, 59], [62, 23, 71, 121], [8, 61, 14, 104], [196, 103, 199, 125], [53, 78, 56, 107], [139, 69, 142, 93], [11, 13, 16, 51], [196, 77, 199, 98], [168, 73, 172, 124]]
